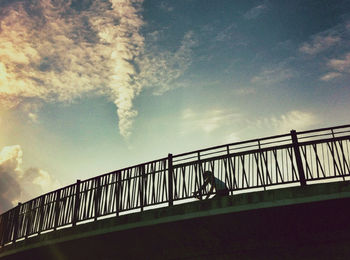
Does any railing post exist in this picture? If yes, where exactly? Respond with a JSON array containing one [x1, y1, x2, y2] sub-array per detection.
[[139, 165, 145, 211], [54, 190, 61, 230], [12, 203, 21, 243], [0, 213, 4, 247], [115, 172, 121, 216], [0, 215, 4, 247], [72, 179, 81, 226], [25, 201, 33, 238], [94, 178, 101, 221], [168, 154, 174, 206], [38, 196, 45, 234], [291, 130, 307, 186], [197, 152, 203, 198]]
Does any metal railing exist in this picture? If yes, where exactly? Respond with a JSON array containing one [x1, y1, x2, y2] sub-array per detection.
[[1, 124, 350, 247]]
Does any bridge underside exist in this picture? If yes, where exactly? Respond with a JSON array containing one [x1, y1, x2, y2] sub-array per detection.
[[2, 181, 350, 259]]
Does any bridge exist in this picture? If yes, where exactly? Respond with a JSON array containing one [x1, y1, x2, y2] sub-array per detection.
[[1, 124, 350, 258]]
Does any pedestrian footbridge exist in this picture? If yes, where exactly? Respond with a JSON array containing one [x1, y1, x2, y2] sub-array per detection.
[[1, 125, 350, 259]]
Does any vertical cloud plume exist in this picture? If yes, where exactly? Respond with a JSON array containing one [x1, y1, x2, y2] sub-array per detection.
[[0, 0, 144, 138]]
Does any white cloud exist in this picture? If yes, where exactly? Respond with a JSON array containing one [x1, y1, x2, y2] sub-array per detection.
[[28, 112, 39, 123], [215, 24, 236, 42], [234, 87, 256, 95], [225, 132, 241, 143], [253, 110, 319, 134], [243, 3, 268, 20], [251, 65, 294, 85], [299, 35, 340, 55], [136, 31, 197, 95], [0, 145, 60, 213], [328, 53, 350, 72], [320, 52, 350, 81], [181, 108, 241, 135], [320, 72, 342, 81], [0, 0, 144, 138]]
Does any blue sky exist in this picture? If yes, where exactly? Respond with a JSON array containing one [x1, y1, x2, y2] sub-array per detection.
[[0, 0, 350, 212]]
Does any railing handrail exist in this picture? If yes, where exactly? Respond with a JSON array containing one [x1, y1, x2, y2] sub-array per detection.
[[296, 123, 350, 135]]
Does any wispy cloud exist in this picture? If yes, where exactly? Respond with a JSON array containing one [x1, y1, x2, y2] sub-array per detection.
[[181, 108, 241, 135], [321, 52, 350, 81], [328, 52, 350, 72], [301, 21, 350, 81], [243, 2, 268, 20], [251, 64, 294, 85], [0, 0, 144, 138], [233, 87, 256, 96], [215, 24, 236, 42], [298, 21, 349, 56], [299, 34, 340, 55], [320, 72, 342, 81], [136, 31, 197, 95], [254, 110, 319, 134], [0, 145, 60, 213]]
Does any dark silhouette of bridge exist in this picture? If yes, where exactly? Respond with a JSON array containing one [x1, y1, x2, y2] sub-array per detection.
[[1, 124, 350, 259]]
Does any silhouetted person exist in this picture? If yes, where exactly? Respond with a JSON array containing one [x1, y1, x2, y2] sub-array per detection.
[[193, 171, 229, 200]]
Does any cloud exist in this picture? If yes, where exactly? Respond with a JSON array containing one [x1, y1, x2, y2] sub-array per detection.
[[0, 145, 60, 213], [181, 108, 241, 134], [328, 52, 350, 72], [136, 31, 197, 95], [0, 0, 144, 138], [299, 34, 340, 55], [320, 52, 350, 81], [225, 132, 241, 143], [243, 2, 268, 20], [254, 110, 319, 134], [234, 87, 256, 96], [159, 1, 174, 12], [320, 72, 342, 81], [251, 65, 294, 85], [215, 24, 236, 42]]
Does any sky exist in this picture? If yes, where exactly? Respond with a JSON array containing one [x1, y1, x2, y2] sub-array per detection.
[[0, 0, 350, 213]]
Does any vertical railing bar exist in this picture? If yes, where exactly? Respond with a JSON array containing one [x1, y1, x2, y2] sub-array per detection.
[[333, 139, 346, 180], [139, 165, 145, 211], [168, 154, 174, 206], [131, 169, 137, 208], [273, 150, 284, 183], [313, 144, 326, 178], [115, 172, 121, 216], [240, 155, 249, 188], [338, 140, 350, 175], [151, 168, 156, 204], [12, 203, 21, 243], [254, 152, 264, 189], [25, 201, 33, 238], [181, 166, 187, 198], [300, 145, 313, 180], [327, 142, 341, 177], [72, 180, 81, 226], [225, 146, 233, 191], [38, 196, 45, 234], [94, 178, 101, 221]]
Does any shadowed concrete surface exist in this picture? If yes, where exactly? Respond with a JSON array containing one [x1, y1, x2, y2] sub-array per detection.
[[1, 181, 350, 259]]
